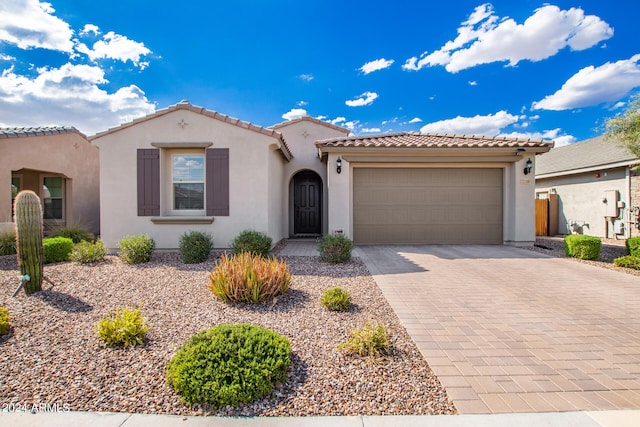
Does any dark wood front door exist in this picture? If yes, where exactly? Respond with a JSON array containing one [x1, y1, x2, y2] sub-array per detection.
[[294, 172, 321, 235]]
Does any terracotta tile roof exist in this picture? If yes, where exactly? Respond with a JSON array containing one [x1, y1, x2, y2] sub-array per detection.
[[90, 100, 292, 160], [0, 126, 85, 139], [270, 115, 351, 134], [315, 132, 554, 150]]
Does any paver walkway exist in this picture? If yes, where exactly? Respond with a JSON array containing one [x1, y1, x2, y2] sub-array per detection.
[[355, 245, 640, 415]]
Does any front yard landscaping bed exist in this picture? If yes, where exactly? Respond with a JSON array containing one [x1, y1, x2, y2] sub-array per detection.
[[0, 253, 455, 416]]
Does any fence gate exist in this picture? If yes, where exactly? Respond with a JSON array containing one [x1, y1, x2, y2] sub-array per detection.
[[535, 198, 549, 236]]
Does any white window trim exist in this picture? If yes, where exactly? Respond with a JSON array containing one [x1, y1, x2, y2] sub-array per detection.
[[167, 150, 206, 216]]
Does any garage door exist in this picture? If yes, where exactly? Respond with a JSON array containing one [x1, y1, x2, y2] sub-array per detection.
[[353, 168, 503, 244]]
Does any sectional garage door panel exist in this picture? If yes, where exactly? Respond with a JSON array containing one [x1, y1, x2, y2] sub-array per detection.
[[353, 168, 503, 244]]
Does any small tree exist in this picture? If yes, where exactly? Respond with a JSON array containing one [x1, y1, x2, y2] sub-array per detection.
[[605, 94, 640, 164]]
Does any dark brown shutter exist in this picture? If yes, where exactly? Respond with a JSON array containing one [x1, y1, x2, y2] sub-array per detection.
[[206, 148, 229, 216], [137, 149, 160, 216]]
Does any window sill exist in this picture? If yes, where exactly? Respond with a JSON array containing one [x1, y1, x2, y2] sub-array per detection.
[[150, 216, 214, 224]]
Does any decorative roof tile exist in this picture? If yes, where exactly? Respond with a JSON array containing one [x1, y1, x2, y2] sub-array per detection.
[[0, 126, 85, 139], [315, 132, 554, 150]]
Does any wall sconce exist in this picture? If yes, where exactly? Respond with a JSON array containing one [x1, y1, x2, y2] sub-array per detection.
[[524, 158, 532, 175], [336, 157, 342, 174]]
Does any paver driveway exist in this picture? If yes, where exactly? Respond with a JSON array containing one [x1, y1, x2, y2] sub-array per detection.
[[355, 245, 640, 414]]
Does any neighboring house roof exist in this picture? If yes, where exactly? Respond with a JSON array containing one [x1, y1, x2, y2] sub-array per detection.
[[270, 115, 351, 135], [89, 100, 293, 160], [316, 132, 553, 151], [535, 136, 639, 178], [0, 126, 86, 139]]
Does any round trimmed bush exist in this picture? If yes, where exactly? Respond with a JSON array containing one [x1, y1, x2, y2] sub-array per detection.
[[43, 237, 74, 263], [613, 255, 640, 270], [118, 234, 155, 264], [564, 235, 601, 260], [0, 307, 10, 336], [318, 235, 353, 263], [321, 287, 352, 311], [71, 239, 107, 264], [179, 231, 213, 264], [166, 324, 291, 408], [231, 230, 272, 257]]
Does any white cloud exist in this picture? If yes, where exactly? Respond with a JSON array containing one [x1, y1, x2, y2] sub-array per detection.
[[468, 80, 478, 86], [408, 117, 422, 123], [0, 0, 74, 52], [330, 117, 346, 124], [532, 54, 640, 110], [0, 62, 155, 135], [359, 58, 394, 74], [500, 128, 576, 147], [0, 54, 15, 61], [281, 108, 307, 121], [419, 110, 519, 135], [298, 73, 314, 81], [361, 127, 381, 133], [296, 100, 308, 107], [80, 24, 100, 36], [382, 117, 398, 125], [76, 31, 151, 67], [346, 91, 378, 107], [403, 4, 613, 73]]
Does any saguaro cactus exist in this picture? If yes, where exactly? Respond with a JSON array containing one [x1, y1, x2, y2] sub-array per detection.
[[14, 190, 44, 295]]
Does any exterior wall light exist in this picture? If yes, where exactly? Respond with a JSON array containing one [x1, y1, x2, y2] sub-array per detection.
[[336, 157, 342, 174], [524, 158, 533, 175]]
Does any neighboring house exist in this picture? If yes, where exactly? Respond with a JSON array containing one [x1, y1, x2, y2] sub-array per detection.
[[91, 100, 552, 249], [0, 126, 100, 235], [535, 136, 640, 239]]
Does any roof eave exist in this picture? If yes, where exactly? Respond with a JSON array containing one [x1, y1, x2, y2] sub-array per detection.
[[536, 159, 640, 179]]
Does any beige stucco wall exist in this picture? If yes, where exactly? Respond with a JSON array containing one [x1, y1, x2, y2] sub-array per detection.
[[325, 153, 538, 246], [0, 132, 100, 234], [274, 119, 348, 236], [536, 167, 630, 238], [93, 109, 287, 249]]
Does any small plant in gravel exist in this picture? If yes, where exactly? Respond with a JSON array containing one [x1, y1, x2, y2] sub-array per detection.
[[118, 234, 155, 264], [179, 230, 213, 264], [166, 323, 290, 408], [321, 287, 352, 311], [209, 252, 290, 303], [564, 235, 601, 260], [338, 322, 391, 360], [71, 239, 107, 264], [318, 234, 353, 263], [0, 306, 10, 336], [231, 229, 272, 257], [43, 237, 74, 263], [627, 236, 640, 257], [0, 230, 16, 256], [95, 306, 148, 348], [48, 225, 94, 243], [613, 255, 640, 270]]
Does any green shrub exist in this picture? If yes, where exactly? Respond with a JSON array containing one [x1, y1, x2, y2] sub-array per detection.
[[627, 237, 640, 257], [209, 253, 290, 303], [179, 231, 213, 264], [0, 307, 10, 336], [166, 324, 290, 408], [318, 234, 353, 263], [564, 235, 601, 260], [231, 230, 272, 257], [71, 239, 107, 264], [48, 225, 94, 243], [321, 287, 352, 311], [43, 237, 74, 263], [338, 323, 391, 359], [613, 255, 640, 270], [0, 230, 16, 256], [95, 306, 148, 348], [118, 234, 155, 264]]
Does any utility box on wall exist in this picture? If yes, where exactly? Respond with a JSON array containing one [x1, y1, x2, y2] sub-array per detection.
[[603, 190, 619, 218]]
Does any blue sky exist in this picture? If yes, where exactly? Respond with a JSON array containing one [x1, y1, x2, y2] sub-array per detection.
[[1, 0, 639, 146]]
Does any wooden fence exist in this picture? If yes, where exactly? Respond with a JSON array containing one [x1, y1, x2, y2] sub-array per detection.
[[535, 198, 549, 236]]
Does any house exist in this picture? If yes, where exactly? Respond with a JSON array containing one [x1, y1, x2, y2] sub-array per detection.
[[91, 100, 553, 249], [0, 126, 100, 235], [535, 136, 640, 239]]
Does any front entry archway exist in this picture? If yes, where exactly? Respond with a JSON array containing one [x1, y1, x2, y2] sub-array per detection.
[[293, 171, 322, 235]]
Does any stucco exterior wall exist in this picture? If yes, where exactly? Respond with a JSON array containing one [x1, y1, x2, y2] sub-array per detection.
[[93, 109, 287, 249], [0, 132, 100, 234], [535, 167, 630, 238]]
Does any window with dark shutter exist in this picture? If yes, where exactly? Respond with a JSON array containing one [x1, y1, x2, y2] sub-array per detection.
[[206, 148, 229, 216], [137, 148, 160, 216]]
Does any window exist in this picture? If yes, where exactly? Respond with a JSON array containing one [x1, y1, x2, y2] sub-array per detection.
[[11, 176, 20, 216], [43, 176, 64, 219], [172, 154, 204, 210]]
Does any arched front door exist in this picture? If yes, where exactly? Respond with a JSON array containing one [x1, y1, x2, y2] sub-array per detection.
[[293, 171, 321, 235]]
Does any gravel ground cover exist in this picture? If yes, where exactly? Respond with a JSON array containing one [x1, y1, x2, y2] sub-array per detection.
[[0, 250, 455, 416]]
